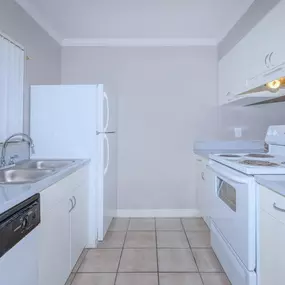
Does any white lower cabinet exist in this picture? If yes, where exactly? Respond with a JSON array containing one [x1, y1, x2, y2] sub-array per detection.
[[70, 181, 89, 269], [258, 185, 285, 285], [39, 165, 89, 285], [196, 156, 213, 228], [40, 197, 71, 285]]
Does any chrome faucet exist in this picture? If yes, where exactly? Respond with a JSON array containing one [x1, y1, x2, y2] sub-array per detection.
[[0, 133, 35, 167]]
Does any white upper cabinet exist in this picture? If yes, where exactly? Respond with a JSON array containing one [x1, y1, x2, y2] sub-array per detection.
[[219, 40, 249, 104], [252, 0, 285, 70], [243, 0, 285, 85], [218, 0, 285, 105]]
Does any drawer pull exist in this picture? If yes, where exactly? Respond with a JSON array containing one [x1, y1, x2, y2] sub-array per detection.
[[273, 203, 285, 213]]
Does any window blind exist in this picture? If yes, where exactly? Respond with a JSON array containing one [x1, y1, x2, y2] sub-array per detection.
[[0, 33, 24, 141]]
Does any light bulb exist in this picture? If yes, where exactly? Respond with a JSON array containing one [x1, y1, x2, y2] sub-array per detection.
[[266, 79, 281, 91]]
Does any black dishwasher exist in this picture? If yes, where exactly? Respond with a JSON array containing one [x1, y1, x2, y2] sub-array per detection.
[[0, 194, 40, 258]]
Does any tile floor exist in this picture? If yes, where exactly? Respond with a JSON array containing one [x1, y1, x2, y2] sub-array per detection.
[[67, 218, 231, 285]]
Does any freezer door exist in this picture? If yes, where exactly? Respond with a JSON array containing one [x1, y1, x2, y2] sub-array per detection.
[[97, 133, 117, 240]]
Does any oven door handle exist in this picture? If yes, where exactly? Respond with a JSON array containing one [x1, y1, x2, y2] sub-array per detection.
[[207, 164, 250, 184]]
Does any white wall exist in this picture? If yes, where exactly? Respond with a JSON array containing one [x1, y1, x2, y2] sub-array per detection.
[[62, 46, 218, 210], [0, 0, 61, 136]]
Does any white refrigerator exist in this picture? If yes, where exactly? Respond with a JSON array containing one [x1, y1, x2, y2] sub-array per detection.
[[30, 84, 117, 245]]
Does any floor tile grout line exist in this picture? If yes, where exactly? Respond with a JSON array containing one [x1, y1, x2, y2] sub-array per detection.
[[180, 218, 205, 285], [154, 218, 160, 285], [73, 270, 224, 274], [113, 218, 130, 285]]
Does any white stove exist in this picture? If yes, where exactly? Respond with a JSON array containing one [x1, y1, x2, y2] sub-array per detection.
[[210, 126, 285, 175], [207, 125, 285, 285], [209, 152, 285, 175]]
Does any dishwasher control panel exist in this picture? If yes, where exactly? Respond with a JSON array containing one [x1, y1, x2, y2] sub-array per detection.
[[0, 194, 40, 258]]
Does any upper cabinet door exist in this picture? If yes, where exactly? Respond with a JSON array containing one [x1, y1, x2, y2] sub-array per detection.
[[0, 34, 24, 141], [262, 1, 285, 68], [218, 0, 285, 105], [243, 0, 285, 79], [218, 42, 249, 104]]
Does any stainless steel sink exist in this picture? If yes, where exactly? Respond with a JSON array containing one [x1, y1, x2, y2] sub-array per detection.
[[18, 160, 75, 170], [0, 169, 55, 184]]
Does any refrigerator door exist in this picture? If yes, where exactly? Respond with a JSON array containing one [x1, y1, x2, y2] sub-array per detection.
[[97, 133, 117, 240]]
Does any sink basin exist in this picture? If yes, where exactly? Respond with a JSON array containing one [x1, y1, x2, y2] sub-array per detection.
[[0, 169, 54, 184], [18, 160, 75, 170]]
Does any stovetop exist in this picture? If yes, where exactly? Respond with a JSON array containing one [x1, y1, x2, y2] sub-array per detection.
[[209, 153, 285, 175]]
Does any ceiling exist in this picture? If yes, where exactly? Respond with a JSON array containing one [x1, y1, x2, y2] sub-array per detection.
[[15, 0, 255, 45]]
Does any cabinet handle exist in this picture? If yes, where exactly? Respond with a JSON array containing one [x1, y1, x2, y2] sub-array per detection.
[[265, 54, 270, 68], [268, 52, 274, 67], [73, 196, 77, 209], [69, 198, 74, 212], [196, 159, 202, 162], [273, 202, 285, 213], [201, 172, 205, 180]]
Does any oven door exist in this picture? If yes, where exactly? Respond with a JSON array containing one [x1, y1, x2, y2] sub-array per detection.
[[208, 161, 256, 271]]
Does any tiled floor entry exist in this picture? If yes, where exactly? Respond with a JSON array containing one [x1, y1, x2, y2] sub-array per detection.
[[67, 218, 231, 285]]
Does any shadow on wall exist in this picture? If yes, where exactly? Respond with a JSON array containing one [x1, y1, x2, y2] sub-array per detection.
[[217, 102, 285, 140]]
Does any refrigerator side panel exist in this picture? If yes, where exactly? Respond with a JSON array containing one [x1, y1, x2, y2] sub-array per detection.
[[30, 85, 98, 159], [30, 84, 99, 247]]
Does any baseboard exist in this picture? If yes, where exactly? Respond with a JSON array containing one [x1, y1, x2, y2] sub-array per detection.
[[116, 209, 201, 218], [86, 240, 98, 249]]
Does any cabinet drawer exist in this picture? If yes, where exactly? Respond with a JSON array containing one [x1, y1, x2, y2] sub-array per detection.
[[260, 185, 285, 223], [41, 165, 89, 211]]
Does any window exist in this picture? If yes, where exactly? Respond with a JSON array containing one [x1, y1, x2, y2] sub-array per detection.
[[217, 178, 237, 212], [0, 32, 24, 141]]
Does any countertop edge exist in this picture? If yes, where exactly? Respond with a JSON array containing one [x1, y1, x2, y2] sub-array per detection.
[[0, 159, 91, 215], [255, 176, 285, 197]]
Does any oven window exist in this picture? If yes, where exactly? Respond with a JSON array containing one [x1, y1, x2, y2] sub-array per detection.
[[217, 178, 236, 212]]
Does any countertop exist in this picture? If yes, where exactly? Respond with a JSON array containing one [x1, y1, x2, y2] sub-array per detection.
[[194, 140, 265, 159], [256, 175, 285, 197], [0, 159, 90, 215]]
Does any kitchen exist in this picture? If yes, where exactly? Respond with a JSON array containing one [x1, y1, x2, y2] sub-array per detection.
[[0, 0, 285, 285]]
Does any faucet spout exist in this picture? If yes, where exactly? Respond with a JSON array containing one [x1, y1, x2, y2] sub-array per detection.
[[1, 133, 35, 167]]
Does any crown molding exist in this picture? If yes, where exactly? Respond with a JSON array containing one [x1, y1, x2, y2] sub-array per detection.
[[15, 0, 62, 44], [62, 38, 218, 47]]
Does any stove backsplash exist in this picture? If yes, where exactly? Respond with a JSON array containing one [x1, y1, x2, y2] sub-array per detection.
[[217, 102, 285, 141]]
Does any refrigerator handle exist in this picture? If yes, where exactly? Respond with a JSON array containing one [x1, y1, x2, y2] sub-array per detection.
[[104, 92, 110, 132], [104, 134, 110, 175]]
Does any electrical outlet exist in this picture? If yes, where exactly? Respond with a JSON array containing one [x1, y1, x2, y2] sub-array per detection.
[[235, 128, 242, 138]]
